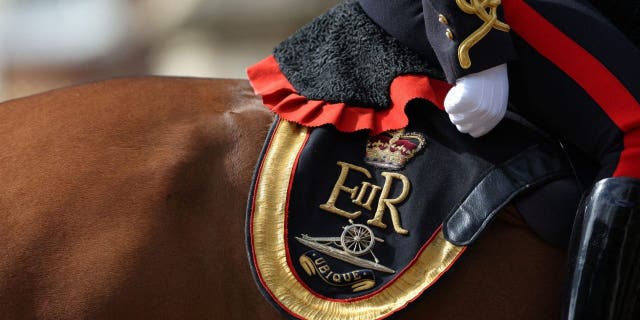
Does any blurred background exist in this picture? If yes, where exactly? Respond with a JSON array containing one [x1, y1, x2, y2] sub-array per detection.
[[0, 0, 341, 102]]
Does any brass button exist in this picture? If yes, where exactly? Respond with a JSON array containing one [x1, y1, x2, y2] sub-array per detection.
[[445, 29, 454, 40], [438, 14, 448, 25]]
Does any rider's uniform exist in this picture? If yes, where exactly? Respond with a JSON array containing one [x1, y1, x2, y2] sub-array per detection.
[[359, 1, 640, 319], [360, 0, 640, 180]]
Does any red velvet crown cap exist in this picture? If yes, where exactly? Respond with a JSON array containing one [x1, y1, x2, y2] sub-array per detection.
[[247, 55, 452, 136]]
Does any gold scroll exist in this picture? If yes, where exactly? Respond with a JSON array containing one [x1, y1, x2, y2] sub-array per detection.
[[455, 0, 511, 69]]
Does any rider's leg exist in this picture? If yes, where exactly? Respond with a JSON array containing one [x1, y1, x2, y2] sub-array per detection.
[[502, 1, 640, 318], [565, 178, 640, 319]]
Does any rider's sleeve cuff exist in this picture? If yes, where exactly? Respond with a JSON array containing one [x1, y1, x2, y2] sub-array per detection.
[[423, 0, 517, 83]]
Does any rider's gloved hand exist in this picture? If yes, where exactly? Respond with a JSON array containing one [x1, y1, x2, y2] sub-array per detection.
[[444, 63, 509, 138]]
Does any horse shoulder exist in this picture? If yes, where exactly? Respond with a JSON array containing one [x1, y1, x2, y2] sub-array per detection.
[[0, 77, 278, 319]]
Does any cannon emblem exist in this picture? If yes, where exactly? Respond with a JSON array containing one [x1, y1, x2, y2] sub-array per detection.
[[295, 220, 395, 274]]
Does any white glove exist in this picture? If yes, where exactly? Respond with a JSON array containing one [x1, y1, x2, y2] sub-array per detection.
[[444, 63, 509, 138]]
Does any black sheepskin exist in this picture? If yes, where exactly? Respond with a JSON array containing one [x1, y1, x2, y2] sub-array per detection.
[[273, 0, 444, 110]]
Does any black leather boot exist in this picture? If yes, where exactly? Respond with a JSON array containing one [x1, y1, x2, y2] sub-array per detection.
[[563, 177, 640, 320]]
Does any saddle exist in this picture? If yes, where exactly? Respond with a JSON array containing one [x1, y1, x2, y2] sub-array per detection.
[[245, 2, 581, 318]]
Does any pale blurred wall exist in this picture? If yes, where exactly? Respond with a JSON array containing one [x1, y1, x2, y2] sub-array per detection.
[[0, 0, 341, 102]]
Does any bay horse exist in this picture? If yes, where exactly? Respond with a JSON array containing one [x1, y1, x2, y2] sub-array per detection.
[[0, 77, 566, 319]]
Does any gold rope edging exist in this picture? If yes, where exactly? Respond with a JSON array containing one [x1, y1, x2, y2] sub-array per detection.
[[251, 119, 466, 319], [455, 0, 511, 69]]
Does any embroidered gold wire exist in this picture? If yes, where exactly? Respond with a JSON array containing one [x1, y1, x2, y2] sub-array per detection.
[[455, 0, 511, 69], [251, 119, 466, 320]]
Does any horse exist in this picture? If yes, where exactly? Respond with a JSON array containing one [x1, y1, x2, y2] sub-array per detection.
[[0, 77, 567, 319]]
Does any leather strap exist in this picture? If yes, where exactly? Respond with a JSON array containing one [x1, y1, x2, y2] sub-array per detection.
[[443, 142, 573, 245]]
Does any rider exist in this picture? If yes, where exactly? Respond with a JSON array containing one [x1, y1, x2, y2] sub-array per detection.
[[357, 0, 640, 319]]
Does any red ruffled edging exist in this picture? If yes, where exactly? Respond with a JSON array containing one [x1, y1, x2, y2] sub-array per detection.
[[247, 55, 452, 135]]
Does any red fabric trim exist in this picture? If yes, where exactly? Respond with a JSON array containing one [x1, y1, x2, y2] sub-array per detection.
[[503, 0, 640, 178], [616, 130, 640, 178], [247, 55, 452, 136]]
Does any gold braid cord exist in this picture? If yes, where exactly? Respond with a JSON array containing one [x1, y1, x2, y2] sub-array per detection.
[[455, 0, 510, 69]]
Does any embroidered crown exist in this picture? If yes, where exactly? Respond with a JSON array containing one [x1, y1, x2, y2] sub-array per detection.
[[365, 130, 426, 170]]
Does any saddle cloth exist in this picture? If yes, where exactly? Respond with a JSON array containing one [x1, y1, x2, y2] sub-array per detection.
[[246, 101, 574, 319]]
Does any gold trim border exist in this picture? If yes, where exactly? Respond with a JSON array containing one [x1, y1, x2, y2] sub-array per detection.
[[251, 120, 466, 320]]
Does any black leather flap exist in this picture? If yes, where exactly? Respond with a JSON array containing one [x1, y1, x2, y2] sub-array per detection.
[[443, 142, 574, 246]]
